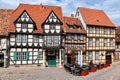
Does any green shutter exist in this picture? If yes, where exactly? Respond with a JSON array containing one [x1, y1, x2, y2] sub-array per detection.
[[14, 52, 17, 60], [26, 52, 29, 60]]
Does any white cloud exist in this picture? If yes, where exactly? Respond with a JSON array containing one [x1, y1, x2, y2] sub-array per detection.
[[0, 0, 119, 26]]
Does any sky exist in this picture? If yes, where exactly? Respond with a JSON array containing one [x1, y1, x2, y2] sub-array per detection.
[[0, 0, 120, 26]]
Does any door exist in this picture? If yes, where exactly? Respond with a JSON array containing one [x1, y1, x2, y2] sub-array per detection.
[[106, 55, 112, 64], [47, 56, 56, 66], [0, 53, 4, 67]]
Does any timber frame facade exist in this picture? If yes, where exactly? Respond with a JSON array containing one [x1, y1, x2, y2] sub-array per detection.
[[75, 7, 116, 64], [0, 4, 116, 68]]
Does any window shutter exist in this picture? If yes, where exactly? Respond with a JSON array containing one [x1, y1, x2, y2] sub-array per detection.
[[26, 52, 29, 60], [14, 52, 17, 60]]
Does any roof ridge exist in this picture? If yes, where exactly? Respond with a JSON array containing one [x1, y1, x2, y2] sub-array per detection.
[[78, 7, 103, 11]]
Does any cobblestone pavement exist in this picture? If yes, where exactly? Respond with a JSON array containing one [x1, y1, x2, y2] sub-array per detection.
[[0, 62, 120, 80]]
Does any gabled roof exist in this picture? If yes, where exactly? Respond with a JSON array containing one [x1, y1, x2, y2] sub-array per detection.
[[78, 7, 115, 27], [63, 16, 86, 34], [10, 3, 63, 34], [0, 9, 13, 36], [116, 26, 120, 42]]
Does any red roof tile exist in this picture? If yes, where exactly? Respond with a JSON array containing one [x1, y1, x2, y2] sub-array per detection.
[[63, 16, 86, 34], [9, 4, 63, 34], [79, 7, 115, 27], [0, 9, 13, 36], [116, 27, 120, 42]]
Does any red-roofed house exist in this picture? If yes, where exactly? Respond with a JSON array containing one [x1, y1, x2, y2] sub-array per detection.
[[75, 7, 116, 64], [63, 16, 86, 65], [8, 4, 64, 67]]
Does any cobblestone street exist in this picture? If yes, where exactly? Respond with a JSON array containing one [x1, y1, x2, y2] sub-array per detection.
[[0, 62, 120, 80]]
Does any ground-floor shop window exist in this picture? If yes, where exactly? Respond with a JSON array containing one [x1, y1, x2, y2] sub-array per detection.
[[14, 52, 29, 60]]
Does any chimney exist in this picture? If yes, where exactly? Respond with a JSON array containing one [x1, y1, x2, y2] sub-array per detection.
[[71, 14, 74, 18]]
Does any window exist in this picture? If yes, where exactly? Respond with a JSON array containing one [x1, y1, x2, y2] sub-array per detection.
[[95, 51, 99, 60], [110, 28, 113, 35], [50, 25, 55, 30], [39, 50, 43, 60], [50, 13, 55, 19], [33, 35, 39, 43], [68, 24, 74, 29], [80, 44, 84, 49], [21, 23, 27, 29], [88, 38, 93, 46], [68, 44, 71, 49], [74, 44, 77, 49], [14, 52, 29, 60], [75, 25, 81, 29], [104, 39, 107, 46], [110, 39, 113, 46], [68, 34, 72, 40], [89, 27, 93, 33], [104, 28, 107, 34], [95, 38, 99, 46], [46, 36, 52, 46], [74, 34, 78, 40], [16, 34, 21, 42], [16, 52, 21, 60], [88, 51, 92, 61], [54, 36, 59, 46], [79, 35, 84, 40], [96, 27, 100, 34], [22, 35, 27, 42]]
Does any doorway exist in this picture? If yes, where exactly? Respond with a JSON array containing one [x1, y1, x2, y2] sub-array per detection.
[[47, 56, 56, 66], [67, 55, 75, 64], [106, 54, 112, 64], [47, 50, 56, 67]]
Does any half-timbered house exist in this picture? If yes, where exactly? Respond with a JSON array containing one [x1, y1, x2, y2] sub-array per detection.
[[8, 4, 64, 67], [63, 16, 86, 66], [75, 7, 116, 64]]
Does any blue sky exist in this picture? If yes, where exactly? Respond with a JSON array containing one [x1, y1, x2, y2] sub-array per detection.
[[0, 0, 120, 26]]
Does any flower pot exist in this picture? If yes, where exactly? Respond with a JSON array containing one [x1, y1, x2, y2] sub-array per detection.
[[81, 71, 87, 76], [81, 70, 89, 76], [90, 67, 96, 72]]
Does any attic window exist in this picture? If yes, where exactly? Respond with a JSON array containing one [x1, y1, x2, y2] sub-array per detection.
[[75, 25, 81, 29], [67, 24, 74, 29]]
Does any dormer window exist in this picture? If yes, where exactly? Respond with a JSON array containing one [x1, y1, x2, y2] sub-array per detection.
[[75, 25, 81, 29], [68, 24, 74, 29]]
